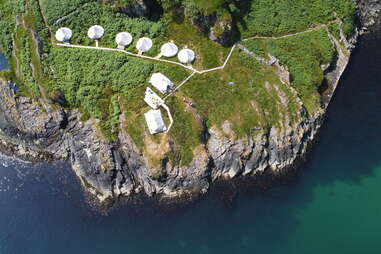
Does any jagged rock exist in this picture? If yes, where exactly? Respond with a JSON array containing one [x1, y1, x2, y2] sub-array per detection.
[[355, 0, 381, 30]]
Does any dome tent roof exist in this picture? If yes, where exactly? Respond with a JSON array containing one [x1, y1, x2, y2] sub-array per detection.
[[87, 25, 104, 40], [115, 32, 133, 47], [136, 37, 153, 52], [160, 42, 178, 57], [55, 27, 72, 42], [149, 73, 173, 94], [178, 48, 195, 64]]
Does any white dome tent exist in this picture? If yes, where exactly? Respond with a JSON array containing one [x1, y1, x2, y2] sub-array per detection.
[[178, 48, 196, 64], [88, 25, 104, 47], [149, 73, 174, 94], [55, 27, 73, 43], [160, 42, 178, 58], [144, 109, 167, 135], [136, 37, 153, 54], [115, 32, 133, 49], [88, 25, 104, 39]]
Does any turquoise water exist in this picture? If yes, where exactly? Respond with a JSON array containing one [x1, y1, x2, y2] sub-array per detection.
[[0, 30, 381, 253]]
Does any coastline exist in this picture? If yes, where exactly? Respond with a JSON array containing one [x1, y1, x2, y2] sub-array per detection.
[[0, 2, 379, 208]]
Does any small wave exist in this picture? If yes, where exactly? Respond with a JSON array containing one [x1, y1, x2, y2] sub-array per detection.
[[0, 153, 31, 168]]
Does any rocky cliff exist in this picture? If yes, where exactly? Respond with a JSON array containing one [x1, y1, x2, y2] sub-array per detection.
[[356, 0, 381, 29], [0, 1, 379, 205]]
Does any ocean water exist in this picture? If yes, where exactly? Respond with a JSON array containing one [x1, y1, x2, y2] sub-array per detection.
[[0, 30, 381, 254]]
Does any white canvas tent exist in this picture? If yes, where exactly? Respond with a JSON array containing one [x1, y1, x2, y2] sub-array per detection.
[[149, 73, 173, 94], [55, 27, 73, 42], [87, 25, 104, 40], [160, 42, 178, 57], [178, 48, 195, 64], [145, 109, 167, 135], [115, 32, 133, 48], [136, 37, 153, 53]]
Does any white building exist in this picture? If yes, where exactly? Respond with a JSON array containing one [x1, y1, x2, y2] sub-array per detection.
[[178, 48, 195, 64], [55, 27, 73, 43], [145, 109, 167, 135], [115, 32, 133, 49], [88, 25, 104, 40], [160, 42, 178, 57], [136, 37, 153, 53], [149, 73, 173, 94], [144, 87, 164, 109]]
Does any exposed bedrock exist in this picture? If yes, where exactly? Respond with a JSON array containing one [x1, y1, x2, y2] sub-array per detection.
[[355, 0, 381, 30]]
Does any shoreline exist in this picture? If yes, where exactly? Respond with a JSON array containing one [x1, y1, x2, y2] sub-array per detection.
[[0, 5, 379, 209]]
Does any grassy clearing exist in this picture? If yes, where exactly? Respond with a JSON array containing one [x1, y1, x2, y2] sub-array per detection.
[[238, 0, 356, 38], [165, 96, 203, 166], [242, 29, 335, 113], [182, 49, 300, 138], [13, 25, 42, 97], [164, 21, 230, 70]]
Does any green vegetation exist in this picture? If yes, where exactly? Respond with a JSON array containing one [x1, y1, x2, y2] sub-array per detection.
[[242, 29, 335, 112], [0, 0, 357, 166], [238, 0, 356, 38], [48, 48, 188, 139], [165, 96, 203, 166], [0, 0, 18, 57], [182, 50, 300, 137], [40, 0, 96, 26], [164, 21, 229, 69], [191, 0, 234, 13], [13, 25, 41, 97], [51, 3, 165, 54]]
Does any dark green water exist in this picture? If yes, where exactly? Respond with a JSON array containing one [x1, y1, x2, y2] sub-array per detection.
[[0, 30, 381, 254]]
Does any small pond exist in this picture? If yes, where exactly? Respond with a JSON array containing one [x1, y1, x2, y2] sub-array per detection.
[[0, 53, 9, 70]]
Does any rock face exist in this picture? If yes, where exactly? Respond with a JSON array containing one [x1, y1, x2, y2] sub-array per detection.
[[356, 0, 381, 29], [0, 3, 378, 205]]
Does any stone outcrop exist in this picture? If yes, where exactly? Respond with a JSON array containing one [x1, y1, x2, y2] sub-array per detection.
[[356, 0, 381, 30]]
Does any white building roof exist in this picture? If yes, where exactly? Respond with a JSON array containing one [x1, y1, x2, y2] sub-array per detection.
[[144, 87, 164, 109], [115, 32, 133, 47], [149, 73, 173, 94], [145, 109, 167, 135], [178, 48, 195, 64], [160, 42, 178, 57], [136, 37, 153, 52], [55, 27, 72, 42], [88, 25, 104, 40]]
